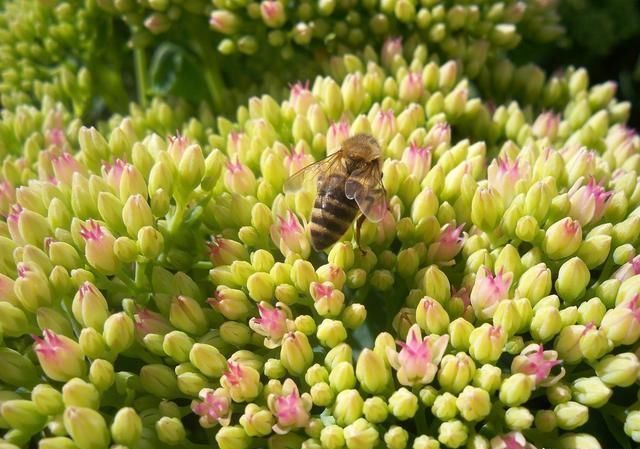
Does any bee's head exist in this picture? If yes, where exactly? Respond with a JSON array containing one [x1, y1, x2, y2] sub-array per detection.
[[343, 133, 382, 163]]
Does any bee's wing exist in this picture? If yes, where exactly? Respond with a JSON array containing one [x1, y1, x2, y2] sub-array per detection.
[[283, 152, 343, 193], [344, 163, 387, 223]]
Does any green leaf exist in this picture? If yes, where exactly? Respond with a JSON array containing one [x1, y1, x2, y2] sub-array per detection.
[[149, 43, 207, 103]]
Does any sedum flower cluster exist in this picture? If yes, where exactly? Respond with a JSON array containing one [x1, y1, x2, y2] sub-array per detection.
[[0, 42, 639, 449]]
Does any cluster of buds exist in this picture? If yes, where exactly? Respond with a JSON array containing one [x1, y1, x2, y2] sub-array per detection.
[[0, 40, 639, 449]]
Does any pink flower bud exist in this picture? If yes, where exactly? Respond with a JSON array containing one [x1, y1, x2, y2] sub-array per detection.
[[532, 111, 560, 140], [220, 361, 262, 402], [399, 72, 424, 102], [268, 378, 312, 434], [46, 127, 66, 147], [80, 220, 119, 274], [381, 37, 402, 68], [372, 110, 397, 146], [7, 204, 24, 244], [167, 133, 190, 166], [260, 0, 286, 27], [71, 282, 109, 331], [270, 211, 311, 258], [614, 255, 640, 282], [249, 302, 292, 349], [470, 267, 513, 321], [33, 329, 86, 382], [567, 176, 612, 226], [401, 142, 432, 180], [511, 344, 564, 387], [427, 223, 465, 264], [425, 122, 451, 148], [327, 120, 350, 154], [101, 159, 126, 193], [564, 146, 597, 184], [488, 156, 529, 205], [224, 156, 257, 196], [134, 307, 174, 341], [51, 153, 85, 186], [310, 281, 345, 317], [386, 324, 449, 387], [490, 431, 536, 449], [191, 387, 232, 428], [207, 236, 249, 266], [0, 181, 15, 218], [289, 81, 315, 116], [209, 10, 240, 35]]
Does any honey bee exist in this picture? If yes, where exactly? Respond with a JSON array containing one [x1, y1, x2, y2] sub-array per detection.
[[284, 133, 387, 251]]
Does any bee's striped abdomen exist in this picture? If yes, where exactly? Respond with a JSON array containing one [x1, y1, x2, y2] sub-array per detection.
[[310, 173, 358, 250]]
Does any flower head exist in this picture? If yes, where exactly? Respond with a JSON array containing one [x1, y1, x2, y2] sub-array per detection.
[[511, 344, 564, 387], [220, 361, 261, 402], [191, 388, 232, 428], [268, 378, 312, 434], [386, 324, 449, 386]]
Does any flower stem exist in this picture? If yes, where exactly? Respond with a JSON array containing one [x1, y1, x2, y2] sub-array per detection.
[[134, 48, 149, 108]]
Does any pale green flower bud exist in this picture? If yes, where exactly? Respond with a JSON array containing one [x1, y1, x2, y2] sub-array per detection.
[[432, 392, 458, 420], [31, 384, 63, 416], [320, 425, 345, 449], [456, 386, 491, 422], [469, 324, 506, 364], [413, 435, 441, 449], [535, 409, 557, 432], [140, 364, 180, 399], [333, 389, 364, 426], [492, 300, 521, 338], [305, 364, 329, 386], [317, 319, 347, 348], [169, 296, 208, 336], [62, 378, 99, 409], [543, 218, 582, 259], [515, 263, 552, 305], [554, 401, 589, 430], [570, 377, 611, 408], [281, 331, 314, 376], [499, 374, 534, 406], [472, 364, 502, 394], [63, 407, 110, 449], [216, 425, 250, 449], [448, 318, 473, 351], [310, 382, 334, 407], [329, 361, 356, 392], [356, 349, 390, 394], [342, 304, 367, 329], [555, 257, 590, 304], [416, 296, 450, 335], [388, 388, 418, 420], [362, 396, 388, 424], [471, 186, 503, 232], [103, 312, 134, 353], [156, 416, 186, 445], [111, 407, 142, 447], [1, 400, 46, 432], [343, 418, 379, 449], [422, 266, 451, 303], [325, 343, 353, 370], [239, 404, 274, 437], [625, 411, 640, 443], [504, 407, 534, 430], [385, 426, 409, 449], [438, 420, 468, 448], [596, 353, 640, 387], [438, 353, 476, 394], [530, 306, 562, 342]]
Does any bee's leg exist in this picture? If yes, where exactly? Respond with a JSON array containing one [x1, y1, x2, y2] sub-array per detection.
[[355, 214, 367, 255]]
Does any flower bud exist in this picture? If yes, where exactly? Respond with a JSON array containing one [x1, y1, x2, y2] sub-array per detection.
[[238, 404, 273, 437], [216, 426, 250, 449], [625, 411, 640, 443], [169, 295, 208, 335], [156, 416, 186, 445], [310, 282, 345, 317], [530, 306, 563, 342], [72, 282, 109, 331], [554, 401, 589, 430], [596, 353, 640, 387], [499, 373, 535, 406], [422, 265, 451, 303], [470, 267, 513, 321], [280, 331, 314, 376], [438, 353, 476, 394], [356, 349, 390, 394], [438, 420, 468, 448], [432, 391, 458, 421], [471, 186, 503, 232], [341, 304, 367, 329], [103, 312, 134, 353], [555, 257, 590, 304], [448, 318, 473, 351], [504, 406, 534, 430], [79, 220, 119, 274], [343, 418, 379, 449], [31, 384, 63, 416], [320, 425, 345, 449], [384, 425, 409, 449], [14, 264, 52, 312], [329, 361, 356, 392], [310, 382, 334, 407], [362, 396, 388, 424], [316, 319, 347, 348], [456, 386, 491, 422], [140, 364, 180, 399], [268, 378, 312, 433], [1, 400, 46, 432], [515, 263, 552, 305], [34, 330, 86, 382], [63, 407, 110, 449], [333, 389, 364, 426], [325, 343, 353, 370], [110, 407, 142, 447], [469, 324, 506, 364], [388, 388, 418, 420], [62, 378, 99, 409], [472, 364, 502, 394], [543, 218, 582, 259]]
